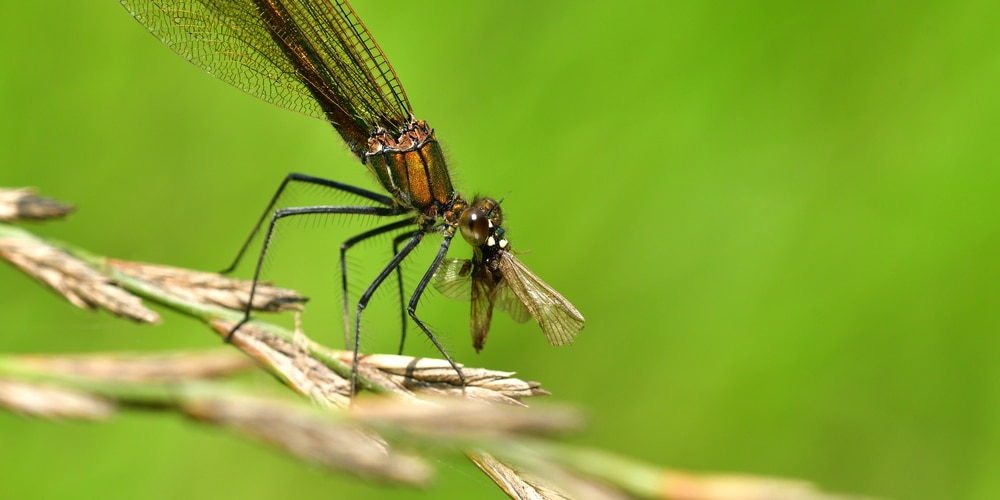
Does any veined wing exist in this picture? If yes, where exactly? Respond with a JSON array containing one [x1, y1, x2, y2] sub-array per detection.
[[120, 0, 412, 155], [495, 251, 584, 347], [434, 258, 500, 352], [433, 258, 473, 301], [435, 258, 531, 324], [493, 279, 531, 324]]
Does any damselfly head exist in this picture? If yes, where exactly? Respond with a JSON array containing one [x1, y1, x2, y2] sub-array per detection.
[[459, 197, 507, 252]]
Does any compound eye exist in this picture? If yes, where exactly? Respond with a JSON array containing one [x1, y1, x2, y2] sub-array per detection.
[[459, 207, 490, 247]]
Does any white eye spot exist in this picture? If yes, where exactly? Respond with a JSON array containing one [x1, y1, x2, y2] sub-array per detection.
[[499, 239, 508, 249], [487, 236, 496, 246], [488, 220, 494, 228]]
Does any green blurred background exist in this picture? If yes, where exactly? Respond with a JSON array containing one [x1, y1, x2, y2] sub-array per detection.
[[2, 1, 998, 498]]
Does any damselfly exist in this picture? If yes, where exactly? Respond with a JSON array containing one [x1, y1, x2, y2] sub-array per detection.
[[120, 0, 584, 391]]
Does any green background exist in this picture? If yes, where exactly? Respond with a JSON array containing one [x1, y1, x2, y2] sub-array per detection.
[[2, 1, 998, 499]]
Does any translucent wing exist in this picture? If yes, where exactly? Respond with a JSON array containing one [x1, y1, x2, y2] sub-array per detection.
[[493, 280, 531, 324], [119, 0, 412, 154], [495, 252, 584, 347], [433, 258, 472, 301]]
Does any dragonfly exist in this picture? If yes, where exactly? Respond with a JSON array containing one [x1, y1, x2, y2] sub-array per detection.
[[119, 0, 585, 391]]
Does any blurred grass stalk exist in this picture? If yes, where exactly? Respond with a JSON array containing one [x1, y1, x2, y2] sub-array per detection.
[[0, 187, 859, 500]]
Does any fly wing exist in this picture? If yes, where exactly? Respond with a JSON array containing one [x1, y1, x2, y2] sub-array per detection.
[[469, 267, 496, 352], [432, 258, 472, 301], [493, 280, 532, 324], [434, 258, 497, 352], [495, 252, 584, 347]]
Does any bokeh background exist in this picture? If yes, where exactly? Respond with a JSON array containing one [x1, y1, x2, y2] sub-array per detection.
[[2, 1, 998, 499]]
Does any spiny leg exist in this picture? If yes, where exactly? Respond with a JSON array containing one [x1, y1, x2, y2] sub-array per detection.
[[407, 233, 466, 388], [392, 230, 419, 354], [351, 231, 425, 395], [225, 204, 401, 342], [220, 173, 396, 274], [339, 220, 417, 349]]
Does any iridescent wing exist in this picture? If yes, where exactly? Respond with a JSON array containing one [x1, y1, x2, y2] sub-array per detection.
[[495, 252, 584, 347], [119, 0, 412, 155]]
